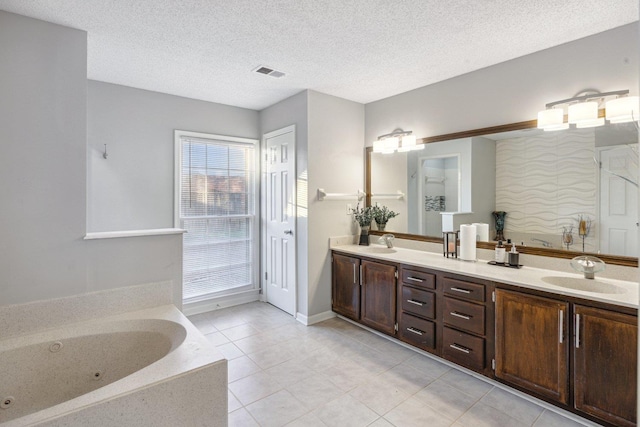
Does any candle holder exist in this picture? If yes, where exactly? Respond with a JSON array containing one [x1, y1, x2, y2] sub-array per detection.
[[562, 225, 574, 251], [577, 215, 592, 253], [443, 231, 459, 258]]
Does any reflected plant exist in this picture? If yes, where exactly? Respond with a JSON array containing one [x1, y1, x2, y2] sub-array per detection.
[[350, 203, 373, 228], [371, 205, 399, 229]]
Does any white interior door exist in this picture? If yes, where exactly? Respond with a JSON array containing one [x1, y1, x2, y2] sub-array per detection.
[[263, 126, 296, 315], [599, 145, 638, 256]]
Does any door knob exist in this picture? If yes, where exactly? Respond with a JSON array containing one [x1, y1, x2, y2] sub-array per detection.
[[284, 230, 293, 235]]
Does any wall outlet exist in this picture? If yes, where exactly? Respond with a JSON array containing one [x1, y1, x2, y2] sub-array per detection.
[[346, 203, 352, 215]]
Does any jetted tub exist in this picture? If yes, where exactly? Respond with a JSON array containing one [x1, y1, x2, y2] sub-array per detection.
[[0, 305, 227, 427]]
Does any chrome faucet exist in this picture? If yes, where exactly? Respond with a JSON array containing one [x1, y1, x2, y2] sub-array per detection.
[[378, 234, 395, 248], [531, 238, 552, 248]]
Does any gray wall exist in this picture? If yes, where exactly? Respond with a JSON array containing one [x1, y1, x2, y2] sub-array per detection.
[[0, 11, 89, 304], [259, 90, 365, 319], [88, 81, 259, 231], [307, 90, 364, 318], [260, 91, 310, 316], [365, 23, 639, 145], [0, 12, 230, 307]]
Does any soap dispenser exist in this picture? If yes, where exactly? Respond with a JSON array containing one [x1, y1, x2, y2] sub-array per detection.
[[494, 240, 506, 264], [508, 242, 519, 266]]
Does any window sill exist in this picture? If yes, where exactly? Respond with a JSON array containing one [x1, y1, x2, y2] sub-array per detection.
[[84, 228, 186, 240]]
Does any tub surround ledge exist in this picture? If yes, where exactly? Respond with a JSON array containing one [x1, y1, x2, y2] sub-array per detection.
[[84, 228, 186, 240]]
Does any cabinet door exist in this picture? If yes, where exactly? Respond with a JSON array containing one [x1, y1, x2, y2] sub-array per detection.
[[361, 260, 397, 335], [574, 305, 637, 427], [495, 289, 569, 404], [331, 253, 360, 320]]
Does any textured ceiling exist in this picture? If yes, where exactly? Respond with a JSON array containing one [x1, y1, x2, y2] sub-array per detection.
[[0, 1, 637, 110]]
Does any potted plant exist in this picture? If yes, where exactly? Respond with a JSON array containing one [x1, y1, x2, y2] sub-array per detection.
[[351, 204, 373, 245], [372, 205, 399, 231]]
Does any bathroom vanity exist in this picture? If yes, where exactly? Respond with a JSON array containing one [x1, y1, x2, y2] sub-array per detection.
[[331, 244, 638, 427]]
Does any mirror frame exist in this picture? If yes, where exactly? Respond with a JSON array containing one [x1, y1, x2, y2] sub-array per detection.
[[365, 118, 638, 267]]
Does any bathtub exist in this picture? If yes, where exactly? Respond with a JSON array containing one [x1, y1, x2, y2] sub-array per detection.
[[0, 304, 227, 427]]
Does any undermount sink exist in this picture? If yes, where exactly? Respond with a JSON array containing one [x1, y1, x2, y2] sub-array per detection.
[[541, 276, 627, 295], [360, 246, 397, 254]]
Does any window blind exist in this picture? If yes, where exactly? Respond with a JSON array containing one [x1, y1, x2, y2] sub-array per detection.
[[177, 135, 257, 302]]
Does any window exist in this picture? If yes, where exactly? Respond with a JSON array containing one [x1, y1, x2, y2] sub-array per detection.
[[175, 131, 259, 303]]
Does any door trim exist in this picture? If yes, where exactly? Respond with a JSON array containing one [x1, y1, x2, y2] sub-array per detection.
[[261, 125, 297, 316]]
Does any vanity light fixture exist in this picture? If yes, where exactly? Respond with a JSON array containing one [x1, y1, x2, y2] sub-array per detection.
[[606, 95, 640, 123], [537, 89, 638, 131], [373, 129, 423, 154]]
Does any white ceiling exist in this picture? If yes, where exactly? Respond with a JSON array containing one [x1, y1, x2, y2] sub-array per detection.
[[0, 1, 637, 110]]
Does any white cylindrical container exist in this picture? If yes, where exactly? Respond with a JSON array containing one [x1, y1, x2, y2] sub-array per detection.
[[472, 223, 489, 242], [459, 224, 477, 261]]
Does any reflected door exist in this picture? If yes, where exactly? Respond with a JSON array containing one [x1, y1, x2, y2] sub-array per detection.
[[599, 146, 638, 257], [264, 126, 296, 315]]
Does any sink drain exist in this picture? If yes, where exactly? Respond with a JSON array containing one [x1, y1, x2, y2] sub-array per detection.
[[49, 341, 63, 353], [92, 370, 104, 381], [1, 396, 14, 409]]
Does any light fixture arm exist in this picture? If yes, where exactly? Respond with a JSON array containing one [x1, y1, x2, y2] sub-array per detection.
[[545, 89, 629, 109], [376, 128, 412, 140]]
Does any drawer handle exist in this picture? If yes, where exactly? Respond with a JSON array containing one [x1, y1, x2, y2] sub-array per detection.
[[406, 327, 424, 336], [575, 313, 581, 349], [407, 299, 424, 306], [406, 276, 424, 283], [449, 343, 471, 354], [450, 287, 471, 294], [450, 311, 471, 320]]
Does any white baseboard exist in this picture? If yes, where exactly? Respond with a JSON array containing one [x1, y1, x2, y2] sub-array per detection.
[[296, 310, 336, 326], [182, 291, 260, 316]]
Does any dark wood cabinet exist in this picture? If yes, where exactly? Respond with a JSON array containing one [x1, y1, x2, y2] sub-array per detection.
[[360, 260, 397, 335], [574, 305, 637, 427], [397, 267, 438, 352], [441, 275, 493, 376], [332, 250, 637, 427], [495, 289, 569, 405], [332, 252, 397, 335], [331, 253, 360, 321]]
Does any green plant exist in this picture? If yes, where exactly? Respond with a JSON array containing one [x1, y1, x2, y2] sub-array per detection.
[[372, 205, 399, 225], [351, 203, 373, 227]]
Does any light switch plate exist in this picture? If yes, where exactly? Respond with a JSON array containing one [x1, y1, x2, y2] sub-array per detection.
[[346, 203, 352, 215]]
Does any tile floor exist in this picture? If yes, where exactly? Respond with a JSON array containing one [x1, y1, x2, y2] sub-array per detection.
[[188, 301, 594, 427]]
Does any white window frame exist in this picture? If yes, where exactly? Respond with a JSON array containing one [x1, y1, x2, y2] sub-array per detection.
[[174, 130, 260, 307]]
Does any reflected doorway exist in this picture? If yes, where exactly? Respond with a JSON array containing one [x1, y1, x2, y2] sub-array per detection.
[[418, 155, 460, 236]]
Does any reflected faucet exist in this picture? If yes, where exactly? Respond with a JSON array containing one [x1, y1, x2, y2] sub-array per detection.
[[378, 234, 395, 248], [531, 238, 552, 248]]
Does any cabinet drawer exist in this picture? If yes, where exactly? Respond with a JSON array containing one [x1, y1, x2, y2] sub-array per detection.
[[402, 286, 435, 319], [443, 327, 485, 371], [443, 277, 485, 303], [402, 269, 435, 290], [399, 313, 435, 351], [443, 297, 485, 335]]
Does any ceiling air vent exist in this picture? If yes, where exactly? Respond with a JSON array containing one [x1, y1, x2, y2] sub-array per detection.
[[254, 66, 285, 78]]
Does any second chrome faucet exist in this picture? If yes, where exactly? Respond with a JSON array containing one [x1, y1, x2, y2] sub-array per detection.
[[378, 234, 395, 248]]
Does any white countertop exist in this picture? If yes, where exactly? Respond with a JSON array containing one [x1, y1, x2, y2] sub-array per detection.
[[331, 244, 639, 309]]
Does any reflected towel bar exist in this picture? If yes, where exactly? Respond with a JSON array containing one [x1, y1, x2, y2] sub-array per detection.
[[317, 188, 366, 201], [370, 190, 405, 200]]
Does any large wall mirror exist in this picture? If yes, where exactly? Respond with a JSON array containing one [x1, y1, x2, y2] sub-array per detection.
[[366, 118, 638, 267]]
